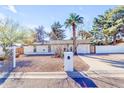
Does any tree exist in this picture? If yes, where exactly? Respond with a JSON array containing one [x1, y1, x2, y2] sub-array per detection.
[[78, 30, 92, 40], [49, 22, 66, 58], [92, 6, 124, 45], [65, 13, 83, 54], [22, 28, 36, 45], [0, 18, 25, 58], [35, 25, 48, 44], [49, 21, 66, 40]]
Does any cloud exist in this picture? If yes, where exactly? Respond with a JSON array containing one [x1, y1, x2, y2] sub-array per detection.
[[3, 6, 25, 16], [6, 5, 17, 14]]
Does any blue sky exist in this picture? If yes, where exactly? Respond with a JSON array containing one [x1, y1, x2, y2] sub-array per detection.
[[0, 5, 117, 39]]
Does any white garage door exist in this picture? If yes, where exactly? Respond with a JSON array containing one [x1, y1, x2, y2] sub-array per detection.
[[24, 46, 34, 54], [36, 46, 48, 53], [77, 45, 90, 54]]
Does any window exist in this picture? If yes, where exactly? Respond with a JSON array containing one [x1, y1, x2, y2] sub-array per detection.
[[64, 48, 66, 51], [43, 49, 45, 51], [70, 47, 72, 51], [34, 46, 36, 52]]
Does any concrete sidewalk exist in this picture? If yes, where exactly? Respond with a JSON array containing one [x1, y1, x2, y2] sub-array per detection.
[[1, 71, 124, 80], [1, 72, 89, 79], [0, 71, 97, 88]]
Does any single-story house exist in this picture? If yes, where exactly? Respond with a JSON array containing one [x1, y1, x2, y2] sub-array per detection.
[[1, 40, 124, 56], [23, 40, 92, 55]]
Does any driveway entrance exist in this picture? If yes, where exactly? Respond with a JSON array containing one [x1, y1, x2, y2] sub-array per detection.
[[79, 54, 124, 87]]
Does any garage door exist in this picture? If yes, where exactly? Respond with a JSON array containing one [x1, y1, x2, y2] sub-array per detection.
[[24, 46, 34, 54], [77, 45, 90, 54], [36, 46, 48, 53]]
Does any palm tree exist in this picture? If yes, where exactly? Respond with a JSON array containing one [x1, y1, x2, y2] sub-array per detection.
[[65, 13, 83, 54]]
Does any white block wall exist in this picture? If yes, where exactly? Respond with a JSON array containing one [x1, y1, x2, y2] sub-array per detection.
[[96, 45, 124, 53], [24, 46, 34, 54], [36, 46, 48, 53], [77, 45, 90, 54]]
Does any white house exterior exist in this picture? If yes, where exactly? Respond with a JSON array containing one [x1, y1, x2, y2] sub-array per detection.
[[36, 45, 48, 53], [1, 40, 124, 56], [23, 40, 91, 55], [23, 46, 34, 54], [77, 44, 90, 54]]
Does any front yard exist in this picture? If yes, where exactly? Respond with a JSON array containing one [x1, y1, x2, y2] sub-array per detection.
[[1, 54, 124, 88], [14, 55, 89, 72]]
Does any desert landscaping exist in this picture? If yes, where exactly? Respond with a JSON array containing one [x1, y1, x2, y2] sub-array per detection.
[[14, 55, 89, 72]]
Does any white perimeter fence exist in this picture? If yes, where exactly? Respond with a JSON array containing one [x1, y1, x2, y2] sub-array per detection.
[[96, 45, 124, 54]]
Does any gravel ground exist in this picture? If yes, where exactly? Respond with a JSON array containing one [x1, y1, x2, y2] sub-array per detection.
[[13, 55, 89, 72]]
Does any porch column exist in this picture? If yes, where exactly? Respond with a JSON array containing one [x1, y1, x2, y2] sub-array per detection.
[[48, 44, 51, 52]]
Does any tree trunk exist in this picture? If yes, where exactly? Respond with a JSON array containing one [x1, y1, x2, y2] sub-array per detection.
[[72, 23, 77, 55], [113, 34, 116, 45], [105, 35, 108, 45]]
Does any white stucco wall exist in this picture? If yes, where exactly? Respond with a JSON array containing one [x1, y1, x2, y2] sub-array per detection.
[[24, 46, 34, 54], [96, 45, 124, 53], [77, 44, 90, 54], [36, 45, 48, 53], [51, 45, 67, 53], [51, 45, 56, 53]]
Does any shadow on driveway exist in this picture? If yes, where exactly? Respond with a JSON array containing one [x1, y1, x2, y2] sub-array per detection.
[[0, 60, 32, 85], [0, 68, 13, 85], [66, 69, 97, 88]]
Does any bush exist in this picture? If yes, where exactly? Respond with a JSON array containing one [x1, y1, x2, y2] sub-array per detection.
[[54, 47, 64, 58], [0, 56, 6, 61]]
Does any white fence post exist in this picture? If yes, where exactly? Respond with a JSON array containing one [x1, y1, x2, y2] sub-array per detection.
[[13, 46, 16, 68]]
